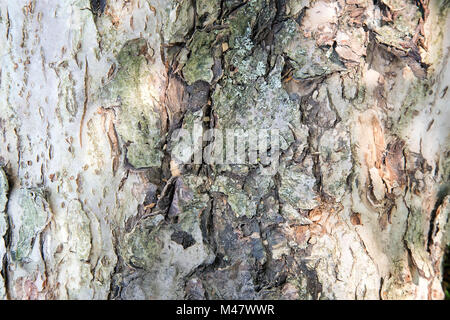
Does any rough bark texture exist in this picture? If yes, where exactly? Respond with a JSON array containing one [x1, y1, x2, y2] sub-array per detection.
[[0, 0, 449, 300]]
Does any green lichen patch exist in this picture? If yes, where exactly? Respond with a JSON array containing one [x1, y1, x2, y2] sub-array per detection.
[[163, 0, 195, 44], [243, 170, 274, 200], [279, 164, 319, 210], [372, 1, 421, 53], [404, 206, 434, 279], [123, 214, 165, 270], [121, 175, 214, 299], [396, 78, 431, 133], [123, 175, 213, 270], [226, 0, 273, 50], [67, 201, 92, 261], [380, 0, 422, 37], [176, 175, 209, 215], [286, 0, 310, 16], [213, 55, 305, 153], [211, 175, 257, 218], [196, 0, 221, 27], [182, 30, 216, 85], [374, 25, 410, 51], [275, 19, 345, 79], [103, 38, 163, 168], [12, 188, 50, 262]]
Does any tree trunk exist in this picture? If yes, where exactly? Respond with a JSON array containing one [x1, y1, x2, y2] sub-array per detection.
[[0, 0, 449, 300]]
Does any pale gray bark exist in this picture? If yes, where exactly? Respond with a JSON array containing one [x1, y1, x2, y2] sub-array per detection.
[[0, 0, 449, 300]]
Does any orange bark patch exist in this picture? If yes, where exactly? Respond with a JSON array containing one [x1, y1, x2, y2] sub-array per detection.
[[350, 212, 362, 225], [293, 225, 310, 244], [381, 139, 406, 191]]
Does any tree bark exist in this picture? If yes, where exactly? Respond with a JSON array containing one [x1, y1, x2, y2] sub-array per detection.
[[0, 0, 449, 300]]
